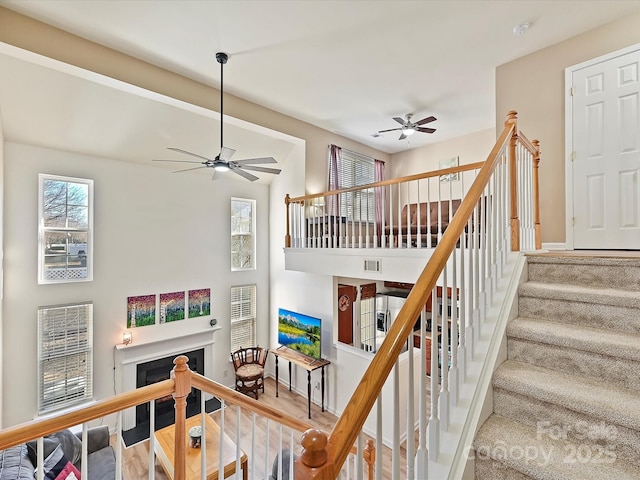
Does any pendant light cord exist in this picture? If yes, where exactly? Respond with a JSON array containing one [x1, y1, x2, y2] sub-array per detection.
[[216, 52, 228, 155]]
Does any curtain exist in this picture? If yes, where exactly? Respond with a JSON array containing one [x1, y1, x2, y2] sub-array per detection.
[[327, 144, 342, 216], [374, 159, 385, 245]]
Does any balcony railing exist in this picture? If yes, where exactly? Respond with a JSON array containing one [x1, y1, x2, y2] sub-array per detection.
[[285, 112, 540, 253]]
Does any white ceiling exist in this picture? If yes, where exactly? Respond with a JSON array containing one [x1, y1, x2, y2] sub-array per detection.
[[3, 0, 640, 157]]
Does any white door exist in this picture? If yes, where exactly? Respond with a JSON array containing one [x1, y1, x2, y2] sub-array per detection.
[[571, 48, 640, 249]]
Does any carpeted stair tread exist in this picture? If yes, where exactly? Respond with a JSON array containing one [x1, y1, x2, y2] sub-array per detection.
[[519, 282, 640, 308], [475, 414, 639, 479], [493, 360, 640, 431], [526, 254, 640, 268], [507, 317, 640, 362]]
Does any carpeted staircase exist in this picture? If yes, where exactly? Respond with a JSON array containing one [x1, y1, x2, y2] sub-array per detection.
[[474, 254, 640, 479]]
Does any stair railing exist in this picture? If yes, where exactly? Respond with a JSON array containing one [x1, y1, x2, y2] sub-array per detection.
[[292, 111, 541, 479], [0, 355, 374, 480]]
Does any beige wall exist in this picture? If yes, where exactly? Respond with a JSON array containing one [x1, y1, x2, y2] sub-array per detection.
[[496, 11, 640, 244], [0, 7, 389, 194], [389, 128, 495, 178]]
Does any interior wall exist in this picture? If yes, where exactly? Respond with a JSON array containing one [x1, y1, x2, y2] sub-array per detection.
[[496, 11, 640, 244], [389, 128, 496, 179], [0, 7, 390, 196], [3, 142, 270, 426], [0, 110, 4, 427]]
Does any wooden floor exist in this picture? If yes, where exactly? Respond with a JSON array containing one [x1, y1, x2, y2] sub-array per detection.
[[117, 377, 419, 479]]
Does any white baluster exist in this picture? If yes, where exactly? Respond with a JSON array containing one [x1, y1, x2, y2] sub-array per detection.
[[428, 287, 439, 461], [219, 399, 225, 480], [450, 249, 459, 406], [236, 406, 242, 480], [393, 359, 400, 480], [414, 310, 429, 479], [439, 267, 450, 431], [376, 393, 383, 480], [201, 397, 208, 480], [406, 336, 415, 480], [149, 401, 155, 480], [116, 412, 123, 480]]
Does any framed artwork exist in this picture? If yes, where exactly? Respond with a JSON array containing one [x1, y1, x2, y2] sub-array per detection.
[[159, 291, 185, 323], [127, 294, 156, 328], [188, 288, 211, 318], [439, 156, 459, 182]]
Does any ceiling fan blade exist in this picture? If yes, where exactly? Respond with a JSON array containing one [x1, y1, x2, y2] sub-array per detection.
[[399, 133, 407, 140], [219, 146, 236, 162], [233, 157, 277, 165], [239, 165, 281, 175], [392, 117, 405, 125], [167, 147, 214, 162], [416, 116, 436, 125], [152, 159, 204, 164], [173, 166, 208, 173], [417, 127, 436, 134], [230, 166, 259, 182], [378, 127, 402, 133]]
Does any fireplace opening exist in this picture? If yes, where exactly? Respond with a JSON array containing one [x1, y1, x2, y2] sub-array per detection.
[[135, 348, 204, 428]]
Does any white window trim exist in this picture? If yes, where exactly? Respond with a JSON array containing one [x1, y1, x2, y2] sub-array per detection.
[[38, 174, 94, 284], [231, 197, 256, 272]]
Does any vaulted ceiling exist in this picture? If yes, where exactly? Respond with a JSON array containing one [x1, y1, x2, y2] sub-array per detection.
[[2, 0, 640, 160]]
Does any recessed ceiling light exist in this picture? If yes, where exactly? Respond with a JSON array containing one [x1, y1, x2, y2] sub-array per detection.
[[513, 23, 530, 37]]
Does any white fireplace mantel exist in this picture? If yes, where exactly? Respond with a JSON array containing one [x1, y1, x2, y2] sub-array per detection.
[[115, 327, 221, 430]]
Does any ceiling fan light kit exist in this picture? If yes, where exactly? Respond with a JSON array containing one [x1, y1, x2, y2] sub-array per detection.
[[152, 51, 280, 181], [378, 113, 437, 140]]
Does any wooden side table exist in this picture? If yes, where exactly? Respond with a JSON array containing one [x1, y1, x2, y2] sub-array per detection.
[[272, 346, 330, 419]]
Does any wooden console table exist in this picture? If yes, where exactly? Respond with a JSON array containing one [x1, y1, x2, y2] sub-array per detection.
[[272, 346, 330, 419]]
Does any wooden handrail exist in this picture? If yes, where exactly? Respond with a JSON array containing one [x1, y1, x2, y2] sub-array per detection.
[[0, 356, 376, 480], [288, 161, 485, 204], [0, 379, 175, 451], [295, 117, 517, 479], [517, 130, 538, 155], [190, 371, 314, 433]]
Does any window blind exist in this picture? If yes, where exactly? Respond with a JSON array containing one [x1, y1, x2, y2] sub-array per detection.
[[334, 149, 375, 221], [230, 285, 256, 351], [38, 302, 93, 413]]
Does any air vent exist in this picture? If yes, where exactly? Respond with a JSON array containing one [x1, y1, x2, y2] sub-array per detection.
[[364, 259, 381, 273]]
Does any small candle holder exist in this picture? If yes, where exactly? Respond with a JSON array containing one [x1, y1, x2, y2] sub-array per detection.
[[188, 425, 202, 448]]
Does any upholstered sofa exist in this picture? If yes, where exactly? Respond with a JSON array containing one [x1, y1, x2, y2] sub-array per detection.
[[386, 199, 462, 246], [0, 426, 116, 480]]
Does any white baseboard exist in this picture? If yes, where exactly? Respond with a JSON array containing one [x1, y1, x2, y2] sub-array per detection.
[[541, 242, 568, 251]]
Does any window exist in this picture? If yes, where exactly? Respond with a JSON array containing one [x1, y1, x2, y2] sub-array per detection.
[[331, 150, 375, 221], [39, 174, 93, 283], [38, 302, 93, 414], [230, 285, 257, 351], [231, 198, 256, 271]]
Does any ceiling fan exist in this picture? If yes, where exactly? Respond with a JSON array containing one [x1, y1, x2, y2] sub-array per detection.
[[378, 113, 437, 140], [153, 52, 281, 182]]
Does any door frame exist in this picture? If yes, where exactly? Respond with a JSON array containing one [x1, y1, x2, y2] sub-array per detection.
[[564, 42, 640, 249]]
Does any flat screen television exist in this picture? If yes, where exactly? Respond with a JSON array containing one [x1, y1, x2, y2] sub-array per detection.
[[277, 308, 322, 359]]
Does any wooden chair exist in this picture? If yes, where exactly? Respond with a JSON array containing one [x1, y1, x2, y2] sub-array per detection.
[[230, 346, 269, 399]]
